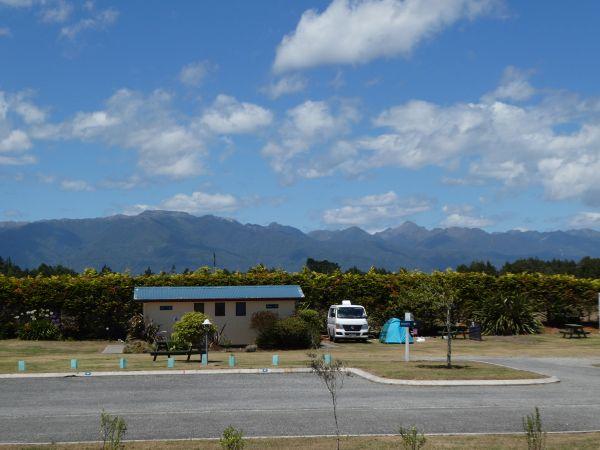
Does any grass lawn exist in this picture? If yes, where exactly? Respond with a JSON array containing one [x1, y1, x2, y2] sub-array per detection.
[[2, 332, 598, 379], [2, 432, 600, 450]]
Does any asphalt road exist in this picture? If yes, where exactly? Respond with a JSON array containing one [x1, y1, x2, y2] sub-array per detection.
[[0, 357, 599, 443]]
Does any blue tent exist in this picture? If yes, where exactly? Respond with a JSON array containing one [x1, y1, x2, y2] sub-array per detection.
[[379, 318, 413, 344]]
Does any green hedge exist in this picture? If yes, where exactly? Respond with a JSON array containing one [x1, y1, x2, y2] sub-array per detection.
[[0, 270, 598, 339]]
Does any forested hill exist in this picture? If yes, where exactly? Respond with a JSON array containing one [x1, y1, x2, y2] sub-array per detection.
[[0, 210, 599, 274]]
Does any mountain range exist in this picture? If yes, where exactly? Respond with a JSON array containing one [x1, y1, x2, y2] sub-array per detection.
[[0, 210, 599, 273]]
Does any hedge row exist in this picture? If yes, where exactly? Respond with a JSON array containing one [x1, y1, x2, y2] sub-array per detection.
[[0, 269, 598, 339]]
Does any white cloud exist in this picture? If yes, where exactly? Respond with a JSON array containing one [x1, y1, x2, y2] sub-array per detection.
[[160, 191, 240, 214], [441, 204, 493, 228], [40, 0, 73, 24], [124, 191, 241, 216], [60, 178, 93, 192], [262, 99, 359, 182], [482, 66, 535, 102], [200, 94, 273, 134], [46, 89, 208, 178], [261, 75, 307, 99], [569, 212, 600, 229], [322, 191, 432, 228], [0, 129, 31, 153], [60, 7, 118, 39], [179, 60, 213, 87], [273, 0, 502, 72], [297, 68, 600, 205]]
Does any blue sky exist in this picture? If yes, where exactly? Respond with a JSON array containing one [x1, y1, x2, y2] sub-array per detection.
[[1, 0, 599, 232]]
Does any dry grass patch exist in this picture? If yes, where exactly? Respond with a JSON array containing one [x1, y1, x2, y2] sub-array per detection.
[[2, 432, 600, 449]]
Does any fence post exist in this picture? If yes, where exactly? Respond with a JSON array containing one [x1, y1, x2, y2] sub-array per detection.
[[119, 358, 127, 369], [167, 357, 175, 368], [201, 353, 208, 366], [229, 354, 235, 367], [70, 359, 78, 370], [324, 354, 332, 365], [17, 360, 26, 371], [272, 354, 279, 366]]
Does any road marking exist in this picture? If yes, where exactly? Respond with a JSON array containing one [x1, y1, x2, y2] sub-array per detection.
[[2, 403, 600, 420]]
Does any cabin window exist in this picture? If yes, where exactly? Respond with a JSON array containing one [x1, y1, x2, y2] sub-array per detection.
[[194, 303, 204, 313], [236, 302, 246, 316], [215, 302, 226, 316], [159, 305, 173, 311]]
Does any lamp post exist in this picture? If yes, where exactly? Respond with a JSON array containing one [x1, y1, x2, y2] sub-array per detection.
[[202, 318, 212, 364]]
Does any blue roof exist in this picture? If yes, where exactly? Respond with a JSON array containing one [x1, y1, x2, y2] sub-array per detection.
[[134, 285, 304, 301]]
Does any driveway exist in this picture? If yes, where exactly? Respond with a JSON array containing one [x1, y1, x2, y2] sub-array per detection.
[[0, 357, 599, 443]]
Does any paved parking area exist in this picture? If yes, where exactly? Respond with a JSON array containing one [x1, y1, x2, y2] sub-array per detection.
[[0, 357, 598, 443]]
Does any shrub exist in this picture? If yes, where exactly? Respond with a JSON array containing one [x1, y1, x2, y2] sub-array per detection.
[[523, 407, 545, 450], [17, 319, 61, 340], [126, 313, 159, 342], [398, 426, 427, 450], [250, 311, 278, 333], [171, 312, 216, 347], [220, 425, 245, 450], [297, 308, 322, 347], [256, 316, 312, 349], [123, 339, 153, 354], [99, 410, 127, 450], [476, 293, 543, 335]]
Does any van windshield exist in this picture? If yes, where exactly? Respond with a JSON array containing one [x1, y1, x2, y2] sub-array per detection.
[[337, 307, 365, 319]]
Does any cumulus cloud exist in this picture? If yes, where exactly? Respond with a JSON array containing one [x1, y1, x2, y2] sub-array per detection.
[[262, 99, 359, 182], [43, 89, 208, 178], [441, 204, 493, 228], [295, 67, 600, 205], [200, 95, 273, 134], [569, 212, 600, 229], [273, 0, 502, 72], [482, 66, 535, 102], [322, 191, 432, 229], [124, 190, 241, 216], [261, 75, 307, 99], [179, 60, 214, 87]]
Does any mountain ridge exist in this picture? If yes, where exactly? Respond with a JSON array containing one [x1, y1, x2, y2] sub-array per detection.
[[0, 210, 598, 273]]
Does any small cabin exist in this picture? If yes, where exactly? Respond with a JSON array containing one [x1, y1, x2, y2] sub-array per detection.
[[134, 285, 304, 345]]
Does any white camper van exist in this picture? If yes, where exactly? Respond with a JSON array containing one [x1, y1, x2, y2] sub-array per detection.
[[327, 300, 369, 342]]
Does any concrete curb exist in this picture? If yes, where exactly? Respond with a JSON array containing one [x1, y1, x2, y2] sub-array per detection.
[[347, 367, 560, 386], [0, 366, 558, 386]]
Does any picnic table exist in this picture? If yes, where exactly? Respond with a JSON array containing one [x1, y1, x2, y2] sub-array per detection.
[[149, 340, 206, 361], [559, 324, 591, 339], [437, 325, 468, 339]]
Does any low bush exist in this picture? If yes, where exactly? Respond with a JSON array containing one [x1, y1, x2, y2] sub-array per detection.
[[220, 425, 245, 450], [476, 294, 543, 335], [123, 339, 153, 354], [17, 319, 61, 340], [256, 316, 312, 349], [126, 313, 159, 343], [297, 308, 322, 347], [250, 311, 278, 333], [171, 312, 217, 348]]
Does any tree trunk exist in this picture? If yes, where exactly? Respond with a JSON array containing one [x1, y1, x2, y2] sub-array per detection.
[[446, 304, 452, 369]]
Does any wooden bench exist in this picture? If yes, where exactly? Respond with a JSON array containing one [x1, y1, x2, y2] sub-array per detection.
[[437, 326, 468, 339], [150, 343, 205, 361]]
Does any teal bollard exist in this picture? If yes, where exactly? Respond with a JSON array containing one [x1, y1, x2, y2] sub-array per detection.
[[119, 358, 127, 369], [272, 354, 279, 366], [70, 359, 78, 370], [201, 353, 207, 366], [228, 354, 235, 367], [17, 360, 26, 371], [167, 357, 175, 368], [324, 354, 332, 365]]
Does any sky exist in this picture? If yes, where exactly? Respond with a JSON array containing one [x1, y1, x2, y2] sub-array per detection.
[[1, 0, 600, 233]]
